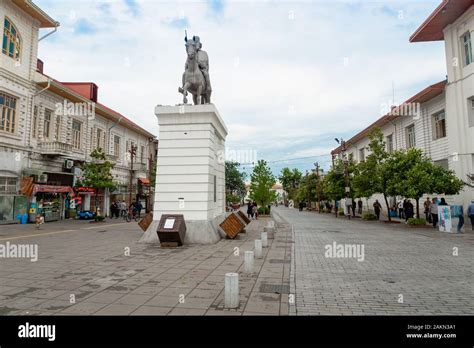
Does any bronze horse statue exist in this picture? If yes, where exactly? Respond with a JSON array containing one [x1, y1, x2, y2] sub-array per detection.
[[178, 36, 212, 105]]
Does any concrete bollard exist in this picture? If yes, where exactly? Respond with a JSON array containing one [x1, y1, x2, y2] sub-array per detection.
[[224, 272, 239, 308], [264, 226, 275, 239], [261, 232, 268, 248], [255, 239, 263, 259], [244, 251, 254, 273]]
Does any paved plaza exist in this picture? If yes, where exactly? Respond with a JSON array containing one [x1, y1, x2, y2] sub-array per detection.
[[272, 207, 474, 315], [0, 215, 291, 315], [1, 208, 473, 316]]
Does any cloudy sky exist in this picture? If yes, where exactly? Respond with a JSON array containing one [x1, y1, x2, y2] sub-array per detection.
[[35, 0, 446, 177]]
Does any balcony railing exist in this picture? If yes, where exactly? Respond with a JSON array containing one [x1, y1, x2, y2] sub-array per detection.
[[38, 141, 73, 155]]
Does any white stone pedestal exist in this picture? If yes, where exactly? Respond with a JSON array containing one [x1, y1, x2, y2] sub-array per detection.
[[140, 104, 228, 245]]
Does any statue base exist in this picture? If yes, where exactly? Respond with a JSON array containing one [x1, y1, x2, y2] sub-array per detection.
[[140, 104, 228, 245]]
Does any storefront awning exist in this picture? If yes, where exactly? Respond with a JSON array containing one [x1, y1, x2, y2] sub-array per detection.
[[138, 177, 150, 185], [33, 184, 74, 195]]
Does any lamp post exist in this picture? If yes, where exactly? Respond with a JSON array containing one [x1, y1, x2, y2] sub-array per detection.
[[314, 162, 321, 213]]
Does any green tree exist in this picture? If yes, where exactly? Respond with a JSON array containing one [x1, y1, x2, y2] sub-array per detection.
[[390, 148, 464, 218], [250, 160, 277, 207], [78, 148, 117, 214], [225, 161, 247, 202], [352, 128, 394, 220], [279, 167, 302, 200]]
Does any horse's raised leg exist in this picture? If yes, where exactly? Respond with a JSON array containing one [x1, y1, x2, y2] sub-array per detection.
[[181, 82, 190, 104]]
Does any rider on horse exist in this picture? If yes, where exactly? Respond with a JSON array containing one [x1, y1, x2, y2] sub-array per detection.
[[184, 35, 212, 96]]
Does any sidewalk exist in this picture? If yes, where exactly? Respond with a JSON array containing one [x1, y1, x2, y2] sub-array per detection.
[[0, 215, 292, 316]]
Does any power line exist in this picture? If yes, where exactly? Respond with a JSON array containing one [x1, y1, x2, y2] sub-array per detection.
[[238, 154, 331, 166]]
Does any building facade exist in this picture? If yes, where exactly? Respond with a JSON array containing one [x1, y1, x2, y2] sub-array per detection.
[[331, 0, 474, 216], [0, 0, 156, 223]]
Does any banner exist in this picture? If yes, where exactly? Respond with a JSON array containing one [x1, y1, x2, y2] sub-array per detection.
[[438, 206, 452, 233]]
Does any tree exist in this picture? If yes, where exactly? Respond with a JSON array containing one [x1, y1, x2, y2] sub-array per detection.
[[250, 160, 277, 207], [390, 148, 464, 218], [279, 167, 302, 200], [225, 161, 247, 202], [352, 128, 394, 220], [78, 148, 117, 214]]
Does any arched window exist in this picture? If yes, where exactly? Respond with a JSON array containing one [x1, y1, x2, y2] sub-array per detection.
[[2, 17, 21, 60]]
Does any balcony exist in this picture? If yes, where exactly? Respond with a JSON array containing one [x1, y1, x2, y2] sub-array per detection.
[[38, 141, 73, 155], [132, 162, 147, 172]]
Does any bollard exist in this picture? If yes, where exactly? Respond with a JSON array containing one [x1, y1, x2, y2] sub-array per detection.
[[264, 226, 275, 239], [261, 232, 268, 248], [224, 272, 239, 308], [244, 251, 254, 274], [255, 239, 263, 259]]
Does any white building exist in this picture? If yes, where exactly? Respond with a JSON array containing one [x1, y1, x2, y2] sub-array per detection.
[[331, 0, 474, 216], [0, 0, 156, 223]]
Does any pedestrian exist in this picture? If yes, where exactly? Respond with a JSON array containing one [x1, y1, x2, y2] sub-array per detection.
[[397, 200, 404, 219], [252, 201, 258, 220], [467, 200, 474, 231], [438, 198, 448, 206], [110, 201, 117, 218], [136, 201, 143, 218], [402, 199, 408, 220], [357, 198, 363, 215], [430, 197, 439, 228], [373, 200, 382, 220], [120, 200, 127, 217], [405, 200, 414, 221], [298, 201, 304, 212], [452, 205, 464, 233], [424, 197, 431, 222], [247, 201, 253, 219], [351, 199, 356, 217]]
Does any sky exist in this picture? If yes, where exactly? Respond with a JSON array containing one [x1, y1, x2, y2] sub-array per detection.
[[35, 0, 446, 178]]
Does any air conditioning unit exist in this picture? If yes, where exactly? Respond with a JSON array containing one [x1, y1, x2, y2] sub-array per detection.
[[38, 174, 48, 183], [64, 160, 74, 169]]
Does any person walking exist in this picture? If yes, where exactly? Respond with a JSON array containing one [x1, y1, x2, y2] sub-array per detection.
[[351, 199, 356, 217], [405, 200, 414, 221], [136, 200, 143, 218], [252, 201, 258, 220], [357, 198, 363, 215], [467, 200, 474, 231], [424, 197, 431, 223], [430, 197, 439, 228], [247, 201, 253, 219], [120, 200, 127, 217], [298, 201, 304, 212], [373, 200, 382, 220], [397, 200, 404, 219], [453, 205, 464, 233]]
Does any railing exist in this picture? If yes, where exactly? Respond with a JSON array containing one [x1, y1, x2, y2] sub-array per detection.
[[38, 141, 73, 155]]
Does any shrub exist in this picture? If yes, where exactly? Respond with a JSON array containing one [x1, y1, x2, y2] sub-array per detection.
[[362, 213, 377, 221], [258, 206, 270, 215], [407, 218, 427, 226]]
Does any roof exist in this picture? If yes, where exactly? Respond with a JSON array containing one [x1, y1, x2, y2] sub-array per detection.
[[37, 76, 156, 139], [11, 0, 59, 28], [410, 0, 473, 42], [331, 80, 446, 155]]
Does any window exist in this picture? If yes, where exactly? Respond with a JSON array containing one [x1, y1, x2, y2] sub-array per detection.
[[432, 111, 446, 139], [406, 124, 415, 148], [72, 120, 82, 149], [95, 128, 105, 150], [43, 109, 52, 139], [359, 148, 365, 162], [462, 31, 473, 66], [468, 97, 474, 128], [2, 17, 21, 60], [140, 145, 145, 163], [213, 175, 217, 202], [113, 135, 120, 156], [434, 159, 449, 170], [0, 91, 17, 133], [0, 177, 17, 194], [386, 134, 393, 153], [55, 115, 61, 141], [32, 105, 38, 138]]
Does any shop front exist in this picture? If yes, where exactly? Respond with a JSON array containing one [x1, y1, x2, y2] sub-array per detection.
[[138, 177, 151, 213], [29, 184, 74, 222]]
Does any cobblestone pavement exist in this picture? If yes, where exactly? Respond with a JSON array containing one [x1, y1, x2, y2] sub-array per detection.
[[272, 206, 474, 316], [0, 214, 291, 315]]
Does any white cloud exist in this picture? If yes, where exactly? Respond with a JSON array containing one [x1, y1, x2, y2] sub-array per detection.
[[36, 0, 445, 173]]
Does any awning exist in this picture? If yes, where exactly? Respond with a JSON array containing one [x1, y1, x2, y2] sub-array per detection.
[[33, 184, 74, 195], [138, 177, 150, 185]]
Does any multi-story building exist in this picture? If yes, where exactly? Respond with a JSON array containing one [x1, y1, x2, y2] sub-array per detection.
[[0, 0, 156, 223], [331, 0, 474, 216]]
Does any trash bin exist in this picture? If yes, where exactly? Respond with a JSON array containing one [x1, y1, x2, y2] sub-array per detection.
[[16, 214, 28, 224]]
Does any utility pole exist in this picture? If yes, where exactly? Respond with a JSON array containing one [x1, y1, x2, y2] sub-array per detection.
[[341, 140, 351, 220], [128, 144, 137, 209], [315, 162, 321, 213]]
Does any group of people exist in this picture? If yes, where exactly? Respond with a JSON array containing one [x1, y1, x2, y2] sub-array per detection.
[[246, 201, 259, 220], [110, 200, 143, 219]]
